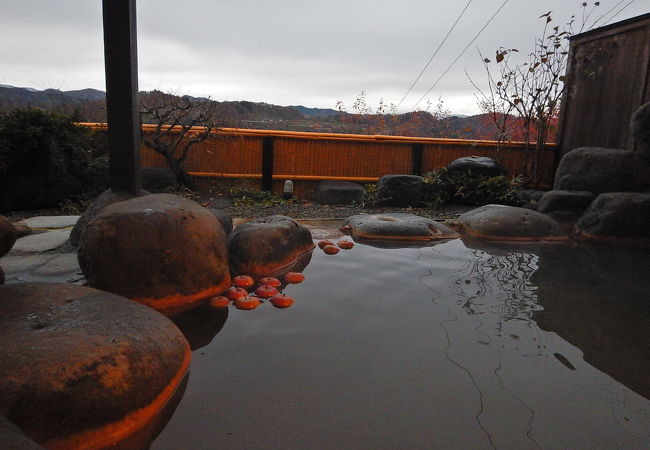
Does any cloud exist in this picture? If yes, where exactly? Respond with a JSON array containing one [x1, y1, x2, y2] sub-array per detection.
[[2, 0, 648, 114]]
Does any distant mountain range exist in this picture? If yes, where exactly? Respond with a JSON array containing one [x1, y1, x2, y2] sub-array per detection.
[[0, 85, 515, 140]]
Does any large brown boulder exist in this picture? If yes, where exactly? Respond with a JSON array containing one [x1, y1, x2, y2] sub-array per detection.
[[341, 213, 458, 241], [78, 193, 230, 315], [573, 192, 650, 241], [227, 215, 315, 279], [553, 147, 650, 194], [0, 283, 190, 449], [453, 204, 566, 241], [376, 175, 426, 207], [0, 216, 17, 257], [70, 188, 150, 247]]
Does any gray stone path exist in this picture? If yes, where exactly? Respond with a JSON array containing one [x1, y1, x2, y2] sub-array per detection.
[[1, 216, 83, 284]]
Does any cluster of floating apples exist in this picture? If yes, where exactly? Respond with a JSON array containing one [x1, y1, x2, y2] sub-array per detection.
[[317, 238, 354, 255], [208, 272, 305, 311]]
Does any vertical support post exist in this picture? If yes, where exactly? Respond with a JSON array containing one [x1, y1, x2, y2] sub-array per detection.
[[262, 137, 274, 191], [102, 0, 141, 194], [411, 144, 423, 176]]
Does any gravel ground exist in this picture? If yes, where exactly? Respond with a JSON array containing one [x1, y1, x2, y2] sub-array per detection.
[[222, 201, 471, 221], [3, 195, 473, 224]]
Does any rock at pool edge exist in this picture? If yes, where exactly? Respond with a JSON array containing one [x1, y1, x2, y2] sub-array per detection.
[[342, 213, 458, 241], [227, 215, 315, 278], [0, 283, 190, 449], [78, 193, 231, 315], [454, 204, 566, 241]]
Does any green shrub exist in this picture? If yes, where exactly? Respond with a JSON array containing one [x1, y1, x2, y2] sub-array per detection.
[[359, 183, 380, 207], [0, 108, 108, 211], [228, 179, 291, 207], [423, 168, 522, 207]]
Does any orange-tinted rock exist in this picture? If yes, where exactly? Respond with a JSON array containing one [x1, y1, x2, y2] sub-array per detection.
[[0, 216, 17, 257], [0, 283, 190, 449], [284, 272, 305, 284], [70, 188, 151, 247], [228, 215, 315, 278], [342, 213, 458, 241], [78, 194, 230, 315], [454, 204, 567, 241]]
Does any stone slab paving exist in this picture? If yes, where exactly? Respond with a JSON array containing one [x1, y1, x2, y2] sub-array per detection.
[[10, 230, 71, 254], [21, 215, 80, 229]]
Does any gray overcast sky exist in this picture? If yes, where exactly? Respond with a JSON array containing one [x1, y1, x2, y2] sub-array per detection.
[[0, 1, 647, 115]]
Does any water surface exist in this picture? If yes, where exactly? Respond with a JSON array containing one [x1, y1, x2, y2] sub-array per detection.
[[154, 237, 650, 449]]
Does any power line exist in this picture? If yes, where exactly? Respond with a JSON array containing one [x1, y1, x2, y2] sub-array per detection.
[[410, 0, 511, 112], [591, 0, 627, 28], [602, 0, 635, 26], [395, 0, 474, 110]]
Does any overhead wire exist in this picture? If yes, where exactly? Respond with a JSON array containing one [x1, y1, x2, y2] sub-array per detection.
[[410, 0, 511, 111], [602, 0, 635, 25], [395, 0, 474, 110], [590, 0, 627, 28]]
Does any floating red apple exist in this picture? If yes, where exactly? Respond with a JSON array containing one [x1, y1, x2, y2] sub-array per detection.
[[270, 293, 294, 309], [233, 275, 254, 288], [284, 272, 305, 284], [337, 240, 354, 249], [224, 287, 248, 301], [322, 245, 340, 255], [317, 239, 334, 249], [255, 284, 279, 298], [208, 296, 230, 309], [259, 276, 281, 288], [234, 296, 262, 310]]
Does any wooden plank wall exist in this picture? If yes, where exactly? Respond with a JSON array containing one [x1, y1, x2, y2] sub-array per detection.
[[82, 124, 558, 196], [558, 13, 650, 155]]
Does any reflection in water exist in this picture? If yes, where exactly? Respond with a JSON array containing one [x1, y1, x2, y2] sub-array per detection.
[[172, 305, 229, 351], [451, 249, 540, 322], [155, 239, 650, 449]]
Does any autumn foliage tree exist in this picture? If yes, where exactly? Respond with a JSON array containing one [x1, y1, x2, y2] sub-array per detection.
[[470, 2, 603, 186]]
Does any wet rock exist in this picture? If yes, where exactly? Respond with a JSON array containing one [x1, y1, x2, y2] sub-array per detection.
[[573, 192, 650, 241], [141, 167, 177, 193], [227, 215, 315, 278], [208, 208, 233, 236], [342, 213, 458, 241], [0, 217, 17, 257], [70, 188, 150, 247], [9, 230, 70, 254], [517, 189, 545, 205], [313, 180, 364, 205], [376, 174, 426, 207], [553, 147, 650, 194], [78, 194, 230, 315], [447, 156, 503, 177], [0, 266, 4, 285], [0, 283, 190, 449], [454, 204, 566, 241], [22, 216, 79, 229], [537, 190, 595, 221], [631, 102, 650, 157]]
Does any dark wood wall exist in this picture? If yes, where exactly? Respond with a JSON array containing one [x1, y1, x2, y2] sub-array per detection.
[[558, 13, 650, 156]]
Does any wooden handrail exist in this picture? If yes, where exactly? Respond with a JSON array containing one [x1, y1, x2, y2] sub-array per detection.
[[78, 122, 557, 148]]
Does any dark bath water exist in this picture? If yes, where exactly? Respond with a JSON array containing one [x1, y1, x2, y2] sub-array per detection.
[[153, 234, 650, 449]]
